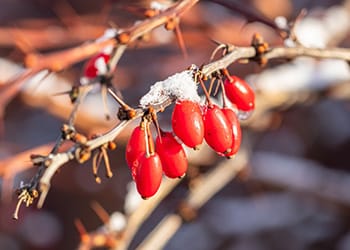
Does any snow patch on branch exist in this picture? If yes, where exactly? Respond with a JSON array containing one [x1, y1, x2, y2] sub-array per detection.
[[139, 70, 200, 108], [150, 1, 171, 11]]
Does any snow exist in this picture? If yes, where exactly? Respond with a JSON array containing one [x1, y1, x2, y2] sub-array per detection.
[[150, 1, 171, 11], [139, 70, 200, 108], [95, 28, 118, 54], [95, 56, 108, 75], [108, 212, 127, 232]]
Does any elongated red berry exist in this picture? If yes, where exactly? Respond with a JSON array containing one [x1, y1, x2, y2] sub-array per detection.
[[125, 126, 146, 179], [156, 132, 188, 178], [203, 104, 233, 154], [224, 76, 255, 111], [136, 153, 163, 199], [172, 100, 204, 149], [222, 107, 242, 157], [83, 53, 110, 79]]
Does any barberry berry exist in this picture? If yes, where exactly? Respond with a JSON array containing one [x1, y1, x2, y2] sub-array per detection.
[[156, 131, 187, 178], [224, 76, 255, 112], [171, 100, 204, 149]]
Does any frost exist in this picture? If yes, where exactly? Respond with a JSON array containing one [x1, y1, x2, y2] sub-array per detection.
[[274, 16, 288, 30], [139, 70, 200, 107]]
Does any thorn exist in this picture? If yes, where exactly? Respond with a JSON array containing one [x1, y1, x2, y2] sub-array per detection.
[[209, 38, 222, 46], [107, 88, 131, 110], [30, 70, 52, 92], [53, 86, 80, 103], [174, 23, 188, 59], [91, 201, 110, 223], [209, 43, 228, 62], [74, 218, 88, 236], [52, 90, 72, 97]]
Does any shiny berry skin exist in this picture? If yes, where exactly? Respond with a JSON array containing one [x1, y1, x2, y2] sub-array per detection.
[[125, 126, 146, 180], [156, 132, 188, 178], [203, 105, 233, 154], [135, 153, 163, 199], [222, 107, 242, 157], [224, 76, 255, 111], [83, 53, 110, 79], [171, 100, 204, 149]]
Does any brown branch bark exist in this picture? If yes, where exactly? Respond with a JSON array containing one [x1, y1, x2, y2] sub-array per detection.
[[18, 40, 350, 209], [24, 0, 199, 73]]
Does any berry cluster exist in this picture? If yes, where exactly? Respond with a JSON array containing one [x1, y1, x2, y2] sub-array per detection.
[[126, 72, 255, 199], [126, 120, 187, 199]]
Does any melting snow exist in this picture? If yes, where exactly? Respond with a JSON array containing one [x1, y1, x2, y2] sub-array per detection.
[[139, 70, 200, 107]]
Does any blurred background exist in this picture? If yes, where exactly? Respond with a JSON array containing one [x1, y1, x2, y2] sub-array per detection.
[[1, 0, 350, 249]]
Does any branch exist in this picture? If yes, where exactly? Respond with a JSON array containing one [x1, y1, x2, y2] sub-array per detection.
[[202, 45, 350, 77], [23, 0, 199, 73], [14, 38, 350, 213]]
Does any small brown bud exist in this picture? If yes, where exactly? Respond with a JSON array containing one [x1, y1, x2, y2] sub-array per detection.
[[165, 18, 177, 31], [144, 9, 158, 18], [108, 141, 117, 150], [117, 32, 130, 45]]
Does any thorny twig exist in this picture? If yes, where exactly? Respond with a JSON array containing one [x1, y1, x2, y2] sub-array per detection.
[[4, 1, 350, 248], [11, 36, 350, 217]]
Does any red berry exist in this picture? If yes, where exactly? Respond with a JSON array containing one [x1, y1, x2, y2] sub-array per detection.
[[83, 53, 110, 79], [171, 100, 204, 149], [203, 104, 233, 154], [224, 76, 255, 111], [222, 108, 242, 157], [136, 153, 163, 199], [156, 132, 188, 178], [125, 126, 146, 180]]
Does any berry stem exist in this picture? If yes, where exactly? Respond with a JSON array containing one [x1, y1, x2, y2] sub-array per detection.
[[198, 76, 212, 106], [92, 151, 103, 184], [221, 68, 233, 83], [101, 147, 113, 178], [145, 121, 155, 157], [150, 108, 163, 143], [174, 22, 188, 59], [219, 75, 228, 108], [207, 76, 217, 96]]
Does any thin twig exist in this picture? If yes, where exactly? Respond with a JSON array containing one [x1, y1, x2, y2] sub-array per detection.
[[21, 41, 350, 209]]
